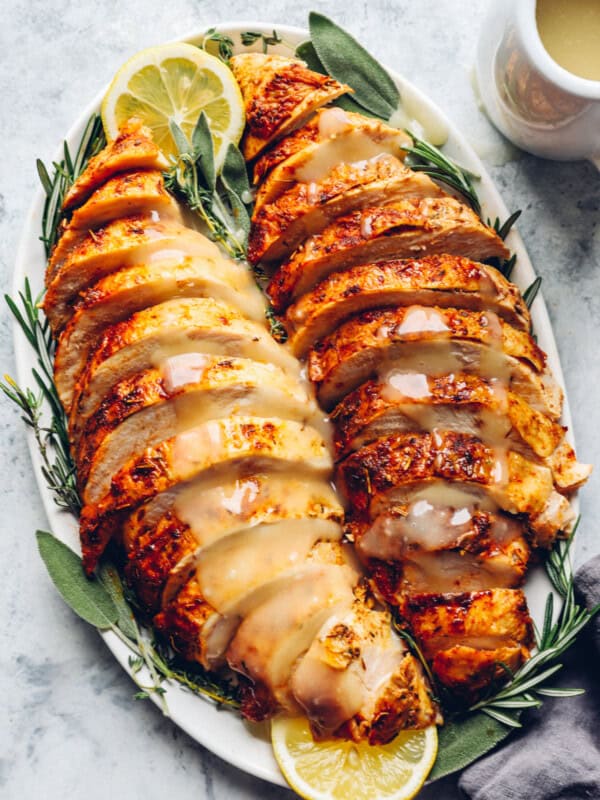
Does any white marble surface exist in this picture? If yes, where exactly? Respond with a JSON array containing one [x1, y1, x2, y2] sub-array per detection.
[[1, 1, 599, 798]]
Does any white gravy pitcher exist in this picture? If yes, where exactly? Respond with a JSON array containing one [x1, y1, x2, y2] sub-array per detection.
[[476, 0, 600, 165]]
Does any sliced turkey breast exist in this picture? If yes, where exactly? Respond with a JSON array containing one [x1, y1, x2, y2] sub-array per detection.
[[62, 120, 168, 212], [54, 256, 266, 410], [229, 53, 351, 160], [75, 358, 320, 491], [80, 355, 325, 505], [331, 374, 562, 459], [44, 216, 232, 334], [268, 198, 509, 310], [336, 430, 575, 544], [79, 416, 333, 572], [286, 255, 530, 356], [155, 542, 354, 671], [351, 508, 530, 595], [291, 594, 440, 743], [307, 306, 560, 417], [399, 589, 534, 697], [49, 171, 182, 284], [254, 110, 410, 214], [227, 559, 358, 711], [249, 156, 444, 264], [330, 374, 587, 491], [68, 297, 300, 440], [124, 473, 343, 613]]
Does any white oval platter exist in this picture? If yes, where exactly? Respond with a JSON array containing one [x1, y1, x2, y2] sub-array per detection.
[[13, 21, 577, 789]]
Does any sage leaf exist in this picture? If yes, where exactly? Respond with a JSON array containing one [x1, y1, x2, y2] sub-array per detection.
[[308, 12, 400, 119], [428, 711, 517, 781], [36, 531, 118, 628], [98, 561, 138, 639], [221, 142, 251, 201], [192, 112, 216, 191], [169, 119, 191, 157], [295, 41, 380, 118]]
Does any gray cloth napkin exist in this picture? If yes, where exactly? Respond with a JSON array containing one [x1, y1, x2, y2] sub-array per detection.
[[459, 555, 600, 800]]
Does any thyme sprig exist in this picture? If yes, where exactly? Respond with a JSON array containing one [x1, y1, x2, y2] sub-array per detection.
[[240, 29, 284, 53], [469, 525, 599, 727], [402, 133, 481, 215]]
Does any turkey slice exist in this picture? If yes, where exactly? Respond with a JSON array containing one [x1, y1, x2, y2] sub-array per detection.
[[229, 53, 351, 161], [68, 297, 300, 441], [248, 155, 443, 264], [55, 258, 266, 410], [43, 216, 228, 334], [268, 197, 509, 310], [286, 254, 530, 356], [61, 119, 168, 212]]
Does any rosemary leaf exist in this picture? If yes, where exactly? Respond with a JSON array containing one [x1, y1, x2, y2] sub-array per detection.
[[480, 707, 522, 728], [523, 276, 542, 309]]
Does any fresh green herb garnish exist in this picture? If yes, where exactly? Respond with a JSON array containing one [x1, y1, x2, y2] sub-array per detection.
[[308, 12, 400, 119], [2, 280, 80, 514], [37, 113, 105, 256], [523, 276, 542, 309], [240, 29, 283, 53], [489, 209, 522, 241], [199, 28, 235, 62], [402, 133, 482, 215]]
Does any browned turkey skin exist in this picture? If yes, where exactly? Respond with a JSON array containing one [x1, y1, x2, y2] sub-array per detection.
[[43, 81, 440, 747], [238, 56, 589, 702]]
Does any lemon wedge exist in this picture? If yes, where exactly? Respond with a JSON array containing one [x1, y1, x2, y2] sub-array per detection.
[[271, 717, 438, 800], [101, 42, 244, 165]]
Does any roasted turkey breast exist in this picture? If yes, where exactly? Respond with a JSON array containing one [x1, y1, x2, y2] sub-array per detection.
[[249, 156, 444, 264], [285, 254, 530, 356], [230, 53, 351, 160], [268, 197, 509, 309]]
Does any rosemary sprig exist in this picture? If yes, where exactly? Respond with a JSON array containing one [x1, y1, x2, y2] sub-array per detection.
[[523, 275, 542, 309], [37, 113, 105, 256], [2, 279, 80, 514], [402, 132, 481, 215], [489, 209, 522, 241], [469, 527, 599, 727]]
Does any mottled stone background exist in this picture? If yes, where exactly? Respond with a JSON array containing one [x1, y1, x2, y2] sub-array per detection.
[[1, 1, 598, 798]]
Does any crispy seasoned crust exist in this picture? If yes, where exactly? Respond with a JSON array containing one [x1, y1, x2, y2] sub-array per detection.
[[336, 430, 557, 522], [68, 297, 299, 441], [54, 256, 265, 411], [230, 53, 350, 160], [254, 111, 411, 214], [308, 305, 551, 412], [331, 375, 562, 460], [153, 576, 216, 664], [125, 509, 196, 613], [44, 216, 220, 334], [268, 197, 510, 310], [249, 156, 443, 264], [49, 170, 181, 286], [285, 255, 530, 356], [61, 119, 168, 212], [79, 417, 332, 573], [398, 588, 534, 697]]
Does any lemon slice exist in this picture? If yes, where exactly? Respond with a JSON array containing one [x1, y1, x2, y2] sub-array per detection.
[[271, 717, 438, 800], [101, 42, 244, 165]]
